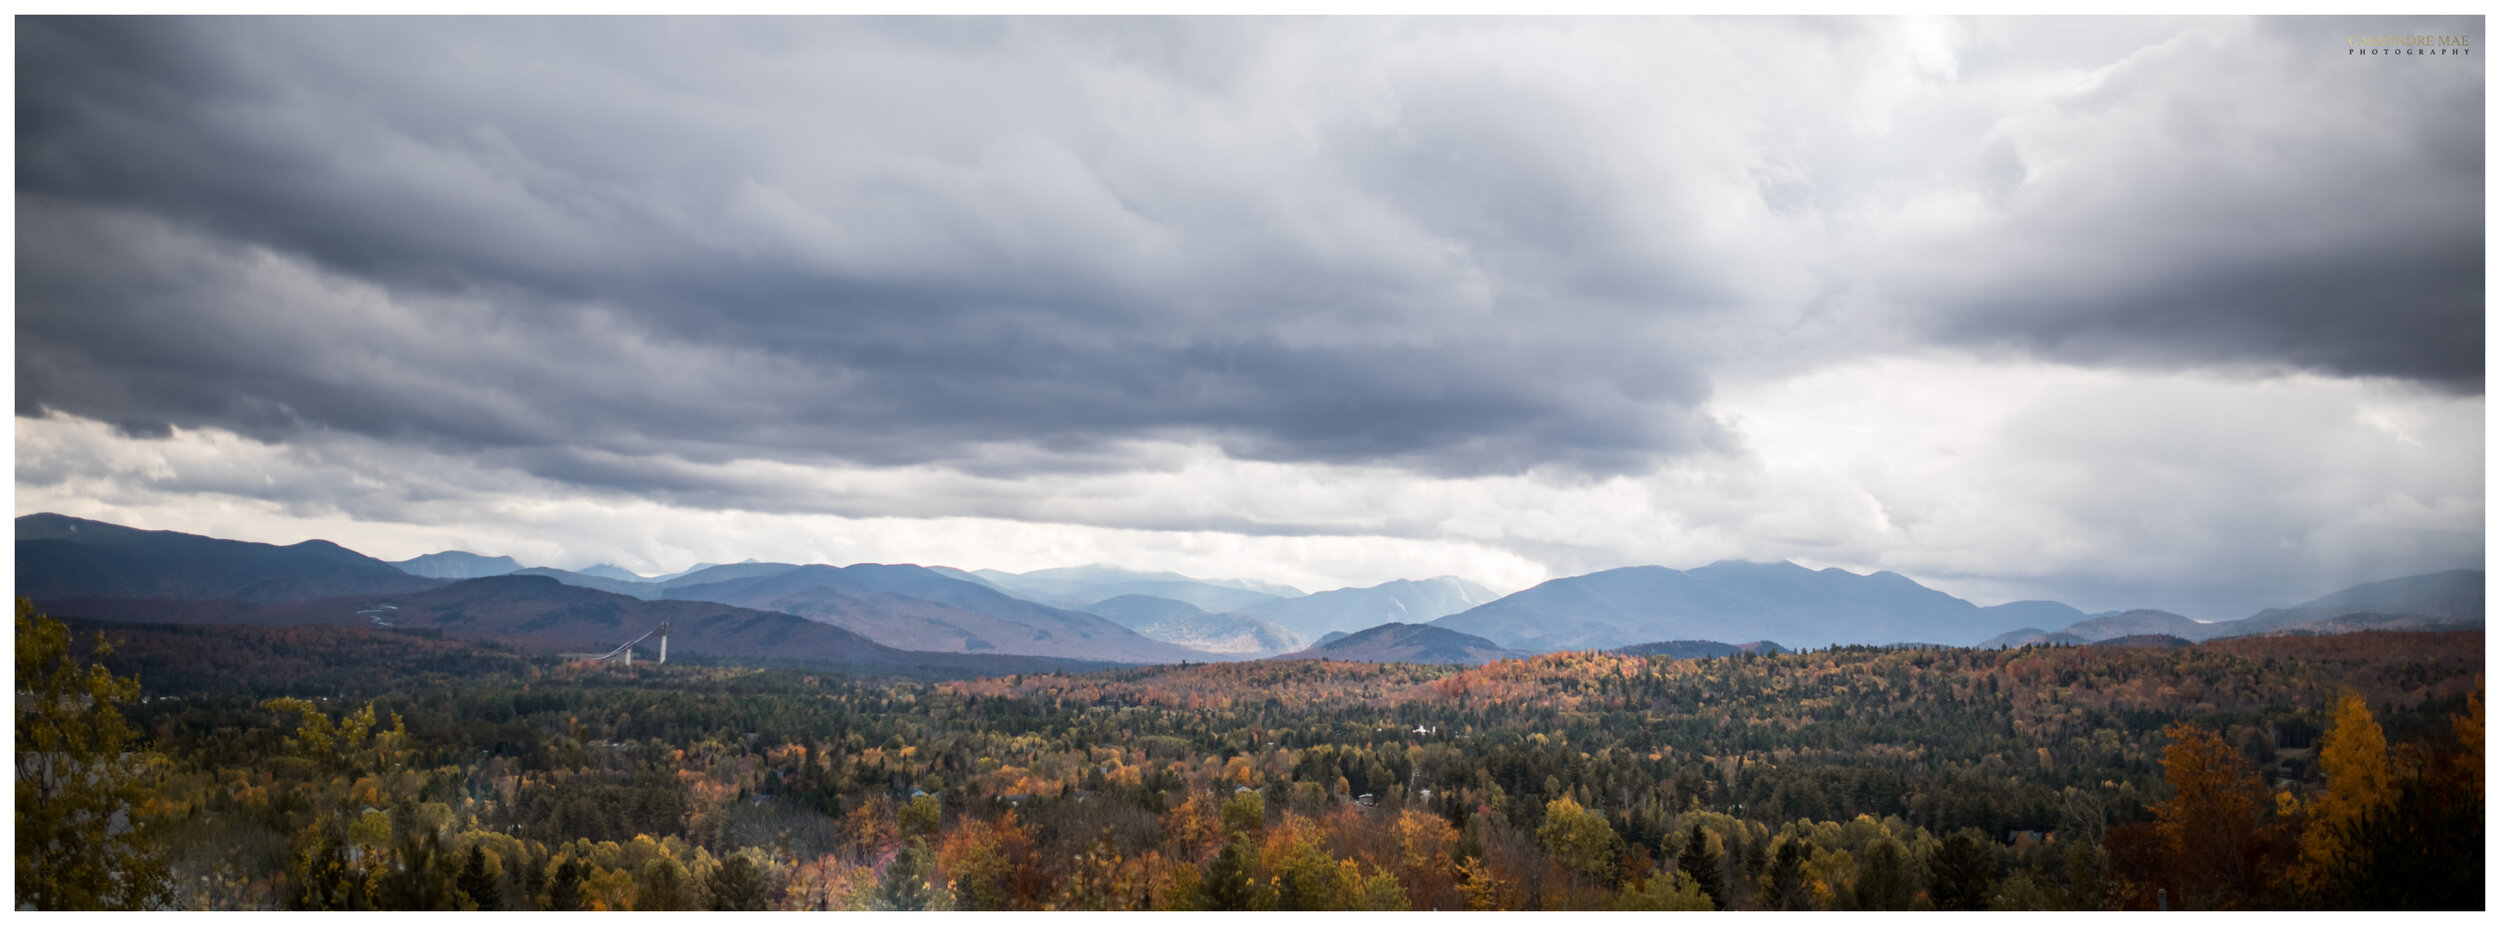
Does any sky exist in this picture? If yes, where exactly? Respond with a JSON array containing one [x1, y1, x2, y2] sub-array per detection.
[[11, 15, 2486, 620]]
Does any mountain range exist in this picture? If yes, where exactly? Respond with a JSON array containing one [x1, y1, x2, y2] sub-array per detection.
[[1075, 595, 1303, 657], [17, 513, 444, 602], [15, 514, 2481, 670], [657, 563, 1209, 664], [40, 573, 1109, 679]]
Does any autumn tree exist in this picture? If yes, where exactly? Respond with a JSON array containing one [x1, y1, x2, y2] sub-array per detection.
[[2152, 722, 2272, 909], [1161, 790, 1223, 861], [1536, 795, 1621, 891], [2307, 685, 2485, 910], [1612, 867, 1713, 910], [937, 812, 1042, 910], [1456, 855, 1523, 911], [2295, 693, 2394, 895], [15, 600, 170, 910], [705, 854, 771, 911], [1390, 809, 1460, 908]]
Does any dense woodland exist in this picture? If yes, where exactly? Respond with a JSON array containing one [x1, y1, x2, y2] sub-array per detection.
[[16, 600, 2485, 911]]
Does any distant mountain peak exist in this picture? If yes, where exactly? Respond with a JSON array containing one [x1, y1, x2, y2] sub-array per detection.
[[392, 551, 524, 580]]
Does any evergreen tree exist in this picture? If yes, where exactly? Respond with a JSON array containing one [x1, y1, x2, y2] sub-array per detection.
[[1675, 823, 1727, 910], [873, 836, 939, 911], [2060, 840, 2106, 910], [455, 844, 501, 910], [1198, 834, 1270, 911], [516, 852, 548, 910], [1927, 830, 1995, 911], [548, 858, 586, 911], [1765, 838, 1814, 910]]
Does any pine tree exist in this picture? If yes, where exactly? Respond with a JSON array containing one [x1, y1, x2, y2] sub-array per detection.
[[456, 845, 501, 910], [874, 836, 939, 911], [548, 858, 586, 911], [1676, 823, 1727, 910], [1765, 838, 1814, 910], [1198, 834, 1269, 911]]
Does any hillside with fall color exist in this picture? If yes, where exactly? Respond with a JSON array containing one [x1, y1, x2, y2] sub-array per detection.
[[22, 593, 2479, 914]]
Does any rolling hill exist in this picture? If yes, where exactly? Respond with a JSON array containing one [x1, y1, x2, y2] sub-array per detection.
[[17, 513, 446, 603], [1270, 622, 1516, 665], [391, 551, 523, 579]]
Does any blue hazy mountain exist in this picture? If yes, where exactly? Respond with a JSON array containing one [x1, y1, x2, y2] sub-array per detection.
[[18, 513, 443, 603], [2000, 571, 2483, 644], [1977, 628, 2093, 649], [1976, 600, 2089, 631], [962, 564, 1304, 612], [1077, 594, 1304, 657], [512, 561, 804, 600], [575, 563, 650, 582], [1226, 576, 1500, 642], [1429, 560, 2032, 652], [2202, 568, 2484, 638], [660, 564, 1215, 664], [392, 551, 523, 579]]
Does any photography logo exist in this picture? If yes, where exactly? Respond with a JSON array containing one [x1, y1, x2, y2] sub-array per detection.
[[2348, 33, 2473, 56]]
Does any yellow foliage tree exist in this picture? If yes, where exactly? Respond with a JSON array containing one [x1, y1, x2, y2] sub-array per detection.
[[15, 600, 169, 910], [2295, 693, 2394, 892]]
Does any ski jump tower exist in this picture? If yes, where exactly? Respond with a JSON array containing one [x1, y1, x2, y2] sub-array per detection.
[[563, 621, 669, 666]]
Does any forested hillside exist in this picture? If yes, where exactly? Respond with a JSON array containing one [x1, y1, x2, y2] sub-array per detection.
[[19, 599, 2482, 911]]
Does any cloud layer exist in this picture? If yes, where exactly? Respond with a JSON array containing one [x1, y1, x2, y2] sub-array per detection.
[[14, 16, 2484, 617]]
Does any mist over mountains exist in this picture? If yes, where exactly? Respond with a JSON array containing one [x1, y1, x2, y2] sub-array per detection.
[[14, 514, 2481, 671]]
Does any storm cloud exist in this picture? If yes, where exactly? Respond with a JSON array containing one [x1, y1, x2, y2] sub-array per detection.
[[13, 16, 2484, 615]]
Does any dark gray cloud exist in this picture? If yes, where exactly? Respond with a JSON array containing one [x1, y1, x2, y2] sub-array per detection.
[[1871, 16, 2483, 388], [15, 15, 2483, 512], [17, 16, 1749, 484]]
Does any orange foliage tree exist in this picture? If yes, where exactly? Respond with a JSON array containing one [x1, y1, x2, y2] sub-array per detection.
[[2151, 722, 2280, 909]]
